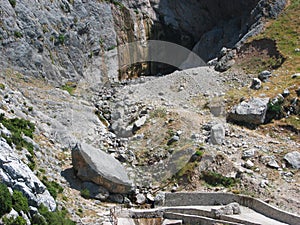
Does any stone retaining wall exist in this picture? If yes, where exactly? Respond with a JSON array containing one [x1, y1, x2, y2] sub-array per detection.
[[163, 192, 300, 225]]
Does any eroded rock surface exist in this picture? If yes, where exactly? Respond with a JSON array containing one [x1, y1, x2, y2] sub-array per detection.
[[0, 138, 56, 211]]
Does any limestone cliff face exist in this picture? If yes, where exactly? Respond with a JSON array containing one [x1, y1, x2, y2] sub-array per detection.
[[0, 0, 287, 86]]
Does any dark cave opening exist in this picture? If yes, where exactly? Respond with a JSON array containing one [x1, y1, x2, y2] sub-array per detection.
[[145, 0, 261, 75]]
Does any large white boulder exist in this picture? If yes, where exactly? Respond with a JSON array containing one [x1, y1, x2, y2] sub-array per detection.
[[72, 143, 133, 194]]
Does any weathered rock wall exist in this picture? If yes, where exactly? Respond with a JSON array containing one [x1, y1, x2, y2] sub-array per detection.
[[0, 0, 287, 86]]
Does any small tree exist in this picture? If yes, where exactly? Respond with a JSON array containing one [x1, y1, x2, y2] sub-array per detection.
[[3, 216, 26, 225], [12, 190, 29, 213], [30, 214, 47, 225]]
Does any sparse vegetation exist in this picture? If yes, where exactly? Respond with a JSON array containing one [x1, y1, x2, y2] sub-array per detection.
[[58, 34, 65, 45], [37, 205, 75, 225], [41, 177, 63, 199], [150, 107, 167, 118], [105, 0, 125, 9], [9, 0, 16, 8], [0, 83, 5, 90], [61, 82, 76, 95], [0, 114, 36, 170], [240, 55, 284, 74], [201, 171, 238, 188], [175, 161, 199, 183], [80, 188, 90, 199], [284, 116, 300, 130], [256, 0, 300, 73], [14, 31, 23, 38]]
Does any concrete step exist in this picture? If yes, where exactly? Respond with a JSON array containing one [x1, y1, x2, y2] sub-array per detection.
[[162, 218, 183, 225], [164, 206, 289, 225], [164, 212, 245, 225]]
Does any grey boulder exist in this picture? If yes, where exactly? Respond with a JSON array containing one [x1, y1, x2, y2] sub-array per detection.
[[214, 48, 236, 72], [284, 151, 300, 169], [135, 193, 146, 205], [250, 78, 262, 90], [72, 143, 133, 194], [258, 70, 272, 82], [227, 98, 269, 125], [210, 124, 225, 145], [211, 202, 241, 218]]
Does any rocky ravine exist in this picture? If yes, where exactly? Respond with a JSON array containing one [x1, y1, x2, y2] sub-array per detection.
[[1, 0, 299, 224], [0, 65, 299, 224]]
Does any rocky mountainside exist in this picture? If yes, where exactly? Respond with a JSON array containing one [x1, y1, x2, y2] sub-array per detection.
[[0, 0, 299, 224]]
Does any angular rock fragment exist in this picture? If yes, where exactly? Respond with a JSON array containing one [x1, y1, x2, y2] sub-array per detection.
[[227, 98, 269, 125], [284, 151, 300, 169], [210, 124, 225, 145]]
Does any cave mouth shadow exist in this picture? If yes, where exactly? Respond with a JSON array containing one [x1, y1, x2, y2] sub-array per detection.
[[119, 0, 262, 79], [137, 0, 260, 76]]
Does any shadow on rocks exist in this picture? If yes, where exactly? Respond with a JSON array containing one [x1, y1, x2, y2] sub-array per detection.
[[61, 168, 82, 191]]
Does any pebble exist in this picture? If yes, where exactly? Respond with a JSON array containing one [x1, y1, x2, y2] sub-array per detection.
[[260, 179, 269, 188], [245, 160, 254, 169]]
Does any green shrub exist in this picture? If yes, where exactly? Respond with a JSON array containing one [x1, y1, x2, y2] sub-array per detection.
[[195, 150, 204, 157], [266, 99, 284, 122], [0, 114, 36, 170], [0, 114, 35, 139], [175, 162, 199, 183], [201, 171, 237, 187], [12, 190, 29, 213], [14, 31, 23, 38], [38, 205, 75, 225], [107, 45, 116, 51], [58, 34, 65, 44], [26, 154, 36, 170], [61, 82, 76, 95], [0, 83, 5, 90], [0, 183, 12, 217], [9, 0, 16, 8], [80, 188, 90, 199], [30, 214, 47, 225], [3, 216, 26, 225]]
